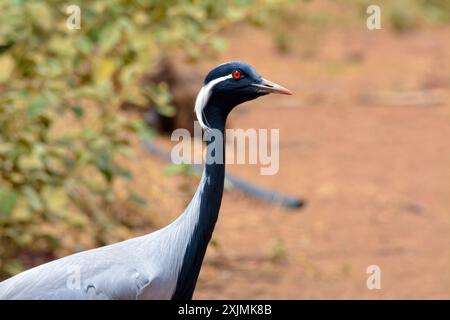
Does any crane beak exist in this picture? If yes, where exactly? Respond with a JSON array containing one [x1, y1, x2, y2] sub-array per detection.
[[252, 78, 292, 95]]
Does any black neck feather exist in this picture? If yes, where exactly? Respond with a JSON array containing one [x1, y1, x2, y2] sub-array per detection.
[[172, 98, 229, 300]]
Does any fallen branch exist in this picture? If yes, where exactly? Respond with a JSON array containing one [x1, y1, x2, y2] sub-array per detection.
[[141, 140, 305, 209]]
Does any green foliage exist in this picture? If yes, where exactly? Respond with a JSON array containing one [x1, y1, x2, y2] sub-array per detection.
[[388, 0, 422, 32], [145, 83, 176, 117], [0, 188, 17, 217], [164, 163, 196, 177], [0, 0, 293, 278]]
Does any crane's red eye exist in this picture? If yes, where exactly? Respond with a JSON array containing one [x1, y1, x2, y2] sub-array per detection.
[[232, 70, 241, 79]]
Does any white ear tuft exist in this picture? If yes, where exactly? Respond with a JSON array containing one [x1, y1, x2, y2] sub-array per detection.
[[194, 74, 233, 130]]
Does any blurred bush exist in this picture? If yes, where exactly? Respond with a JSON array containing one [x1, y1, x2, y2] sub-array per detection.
[[0, 0, 293, 278]]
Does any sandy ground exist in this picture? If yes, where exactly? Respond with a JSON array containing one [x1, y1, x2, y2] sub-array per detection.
[[187, 25, 450, 299]]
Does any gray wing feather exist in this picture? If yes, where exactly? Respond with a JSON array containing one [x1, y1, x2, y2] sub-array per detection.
[[0, 238, 153, 300], [0, 204, 195, 300]]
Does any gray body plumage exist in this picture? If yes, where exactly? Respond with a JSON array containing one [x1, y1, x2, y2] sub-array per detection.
[[0, 175, 207, 300]]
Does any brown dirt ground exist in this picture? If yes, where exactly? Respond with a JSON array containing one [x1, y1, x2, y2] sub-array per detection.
[[126, 22, 450, 299], [204, 25, 450, 299]]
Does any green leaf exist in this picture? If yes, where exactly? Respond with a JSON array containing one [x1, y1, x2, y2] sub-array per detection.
[[4, 260, 24, 276], [94, 153, 114, 183], [114, 165, 133, 180], [209, 37, 227, 52], [98, 24, 122, 54], [22, 186, 43, 211], [0, 188, 18, 216], [127, 120, 154, 140], [127, 194, 148, 208], [145, 83, 175, 117], [81, 129, 98, 140], [27, 97, 48, 117], [163, 163, 193, 176], [70, 105, 84, 118], [25, 2, 53, 31], [42, 187, 68, 215]]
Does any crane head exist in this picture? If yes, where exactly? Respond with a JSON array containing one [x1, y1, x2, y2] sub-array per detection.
[[195, 61, 292, 130]]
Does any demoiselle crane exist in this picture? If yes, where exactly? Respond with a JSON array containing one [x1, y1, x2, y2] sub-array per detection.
[[0, 61, 292, 299]]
